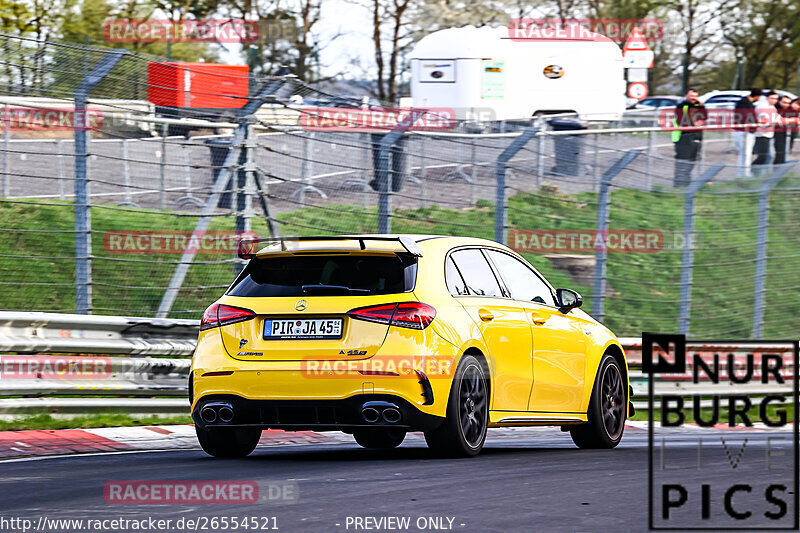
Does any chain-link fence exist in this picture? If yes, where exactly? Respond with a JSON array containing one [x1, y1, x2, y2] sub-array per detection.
[[1, 33, 798, 339]]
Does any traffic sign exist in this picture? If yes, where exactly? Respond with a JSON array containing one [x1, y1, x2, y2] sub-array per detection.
[[623, 27, 650, 52], [628, 82, 648, 100], [626, 68, 648, 82], [623, 50, 654, 68]]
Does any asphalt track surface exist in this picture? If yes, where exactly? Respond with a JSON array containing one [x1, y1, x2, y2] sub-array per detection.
[[1, 429, 796, 533]]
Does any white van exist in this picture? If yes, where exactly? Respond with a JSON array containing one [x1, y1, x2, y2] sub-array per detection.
[[409, 26, 626, 122]]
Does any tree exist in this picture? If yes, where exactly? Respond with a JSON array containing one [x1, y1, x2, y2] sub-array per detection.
[[220, 0, 324, 80], [0, 0, 34, 92], [720, 0, 800, 88]]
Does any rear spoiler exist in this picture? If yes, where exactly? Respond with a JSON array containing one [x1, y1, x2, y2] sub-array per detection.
[[237, 236, 424, 260]]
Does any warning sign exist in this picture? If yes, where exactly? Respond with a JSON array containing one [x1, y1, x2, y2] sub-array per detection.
[[623, 27, 650, 52]]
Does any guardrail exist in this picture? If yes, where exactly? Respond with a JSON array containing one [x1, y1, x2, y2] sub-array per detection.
[[0, 314, 794, 418], [0, 311, 198, 356], [0, 312, 196, 418]]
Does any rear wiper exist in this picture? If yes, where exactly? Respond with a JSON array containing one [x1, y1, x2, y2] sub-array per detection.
[[301, 284, 371, 295]]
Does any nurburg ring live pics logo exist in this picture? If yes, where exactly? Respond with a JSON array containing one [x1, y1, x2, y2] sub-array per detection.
[[643, 332, 799, 530]]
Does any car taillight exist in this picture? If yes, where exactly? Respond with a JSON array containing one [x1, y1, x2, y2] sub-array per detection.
[[391, 302, 436, 329], [200, 303, 256, 330], [346, 303, 396, 325], [347, 302, 436, 330]]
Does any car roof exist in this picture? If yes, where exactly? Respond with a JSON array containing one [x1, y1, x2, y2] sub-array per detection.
[[355, 234, 509, 252]]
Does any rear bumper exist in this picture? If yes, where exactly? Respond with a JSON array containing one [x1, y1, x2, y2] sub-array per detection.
[[192, 393, 445, 432]]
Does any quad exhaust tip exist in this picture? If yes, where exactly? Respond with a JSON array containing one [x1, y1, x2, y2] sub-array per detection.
[[200, 406, 217, 423], [360, 401, 402, 424], [361, 407, 380, 423], [218, 405, 235, 423], [381, 408, 401, 424], [200, 402, 234, 424]]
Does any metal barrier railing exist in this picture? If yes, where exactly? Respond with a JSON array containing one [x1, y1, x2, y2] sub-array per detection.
[[0, 312, 195, 418]]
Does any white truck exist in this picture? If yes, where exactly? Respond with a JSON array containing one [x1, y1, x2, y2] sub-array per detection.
[[408, 25, 625, 122]]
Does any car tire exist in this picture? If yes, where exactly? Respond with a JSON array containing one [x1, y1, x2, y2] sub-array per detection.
[[570, 355, 627, 449], [424, 354, 488, 457], [353, 428, 406, 449], [195, 426, 261, 458]]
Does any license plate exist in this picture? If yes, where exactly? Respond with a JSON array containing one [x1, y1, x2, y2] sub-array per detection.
[[263, 318, 343, 340]]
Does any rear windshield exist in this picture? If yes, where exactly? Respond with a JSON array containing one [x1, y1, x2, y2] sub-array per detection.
[[227, 254, 418, 297]]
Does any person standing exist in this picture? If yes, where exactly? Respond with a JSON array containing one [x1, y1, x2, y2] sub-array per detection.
[[752, 91, 778, 174], [773, 95, 796, 164], [672, 88, 706, 187], [790, 98, 800, 153], [733, 88, 761, 177]]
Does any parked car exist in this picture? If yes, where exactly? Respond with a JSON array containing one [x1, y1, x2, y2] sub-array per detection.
[[627, 96, 681, 110], [622, 96, 681, 126], [191, 235, 631, 457]]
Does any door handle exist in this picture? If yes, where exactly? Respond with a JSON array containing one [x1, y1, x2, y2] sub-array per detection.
[[531, 313, 548, 326], [478, 308, 494, 322]]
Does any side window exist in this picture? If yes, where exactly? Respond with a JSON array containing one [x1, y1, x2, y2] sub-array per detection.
[[485, 250, 555, 306], [445, 256, 468, 296], [449, 249, 503, 297]]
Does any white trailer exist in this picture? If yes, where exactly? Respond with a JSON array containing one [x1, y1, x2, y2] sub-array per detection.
[[409, 26, 625, 122]]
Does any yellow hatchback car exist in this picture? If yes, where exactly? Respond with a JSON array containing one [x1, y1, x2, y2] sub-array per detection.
[[191, 235, 631, 457]]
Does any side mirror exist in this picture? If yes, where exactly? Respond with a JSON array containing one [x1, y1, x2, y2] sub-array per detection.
[[556, 288, 582, 313]]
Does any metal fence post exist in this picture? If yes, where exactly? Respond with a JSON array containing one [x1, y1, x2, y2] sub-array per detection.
[[469, 137, 477, 206], [299, 132, 310, 204], [418, 135, 427, 208], [536, 129, 545, 188], [119, 139, 134, 206], [291, 131, 325, 201], [593, 132, 600, 193], [243, 118, 256, 235], [2, 105, 8, 198], [235, 117, 257, 277], [751, 161, 796, 337], [645, 130, 654, 191], [677, 163, 724, 335], [591, 151, 642, 321], [376, 130, 404, 234], [375, 109, 435, 234], [57, 139, 65, 201], [159, 123, 167, 209], [495, 126, 540, 244], [362, 132, 372, 207], [74, 49, 128, 314]]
